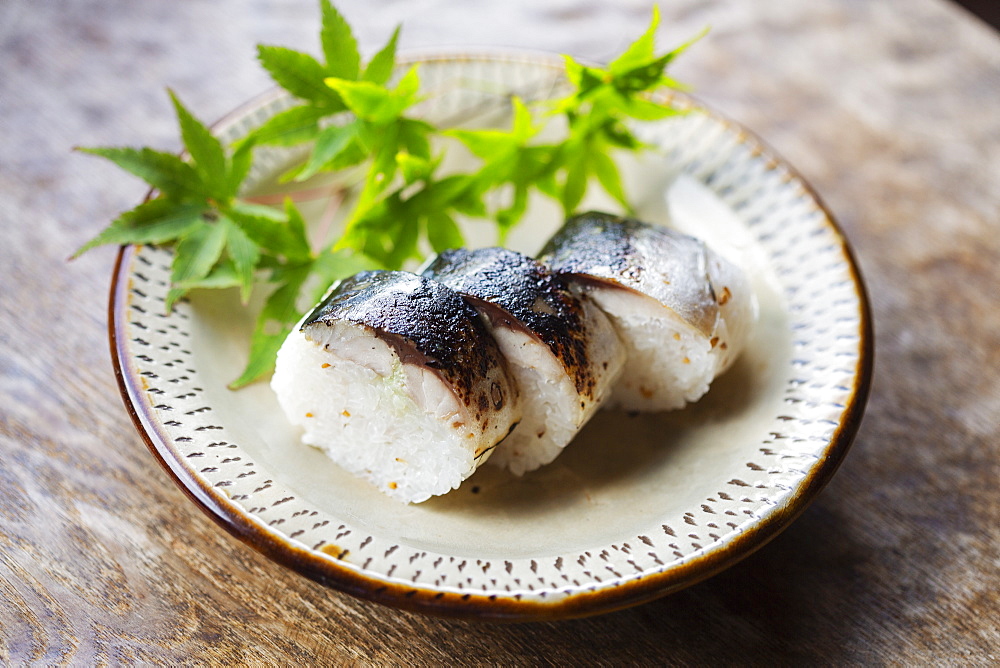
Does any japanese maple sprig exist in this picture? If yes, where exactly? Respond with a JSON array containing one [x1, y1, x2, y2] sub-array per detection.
[[250, 2, 490, 267], [250, 3, 702, 259], [76, 1, 704, 389], [73, 90, 373, 388], [73, 91, 307, 309], [446, 7, 704, 228], [444, 97, 552, 240], [246, 0, 400, 164], [238, 4, 704, 382]]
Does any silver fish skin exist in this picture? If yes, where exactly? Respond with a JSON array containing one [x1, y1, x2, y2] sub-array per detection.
[[539, 211, 755, 412], [538, 211, 722, 338]]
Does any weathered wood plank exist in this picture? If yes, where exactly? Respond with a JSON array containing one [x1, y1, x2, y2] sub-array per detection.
[[1, 0, 997, 663]]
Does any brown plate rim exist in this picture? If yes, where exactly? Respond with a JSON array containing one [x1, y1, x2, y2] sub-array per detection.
[[107, 50, 874, 622]]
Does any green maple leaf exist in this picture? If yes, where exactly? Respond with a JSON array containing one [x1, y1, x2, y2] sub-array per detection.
[[77, 1, 705, 390]]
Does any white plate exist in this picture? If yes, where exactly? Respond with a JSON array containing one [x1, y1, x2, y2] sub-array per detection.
[[110, 52, 872, 620]]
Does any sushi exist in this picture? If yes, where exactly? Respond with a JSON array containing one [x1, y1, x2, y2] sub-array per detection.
[[422, 247, 625, 476], [270, 212, 755, 502], [270, 270, 521, 503], [539, 211, 756, 412]]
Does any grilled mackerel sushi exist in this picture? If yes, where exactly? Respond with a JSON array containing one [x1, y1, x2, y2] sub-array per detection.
[[271, 270, 521, 503], [423, 248, 624, 476], [539, 211, 755, 412]]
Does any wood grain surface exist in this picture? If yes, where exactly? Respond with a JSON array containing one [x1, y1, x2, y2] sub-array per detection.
[[1, 0, 998, 663]]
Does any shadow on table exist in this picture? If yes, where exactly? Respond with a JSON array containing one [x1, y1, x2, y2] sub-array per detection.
[[605, 502, 872, 661], [444, 494, 881, 663]]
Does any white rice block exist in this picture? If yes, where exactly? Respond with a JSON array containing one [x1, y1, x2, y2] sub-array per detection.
[[271, 270, 521, 503], [585, 289, 714, 411], [485, 297, 624, 475], [539, 211, 757, 413], [273, 326, 487, 503]]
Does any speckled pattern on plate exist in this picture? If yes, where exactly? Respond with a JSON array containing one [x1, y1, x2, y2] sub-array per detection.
[[109, 52, 872, 621]]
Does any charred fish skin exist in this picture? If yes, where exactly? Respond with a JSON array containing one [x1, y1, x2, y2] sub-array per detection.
[[538, 211, 721, 338], [302, 270, 518, 437], [422, 247, 625, 475], [422, 247, 599, 399]]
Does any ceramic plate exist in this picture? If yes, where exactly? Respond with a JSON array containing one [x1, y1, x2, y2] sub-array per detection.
[[109, 52, 872, 620]]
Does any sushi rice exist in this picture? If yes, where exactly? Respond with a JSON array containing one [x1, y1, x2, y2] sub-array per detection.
[[540, 211, 756, 412], [271, 213, 755, 502], [271, 271, 520, 503]]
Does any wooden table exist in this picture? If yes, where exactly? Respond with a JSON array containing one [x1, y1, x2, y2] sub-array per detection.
[[2, 0, 998, 662]]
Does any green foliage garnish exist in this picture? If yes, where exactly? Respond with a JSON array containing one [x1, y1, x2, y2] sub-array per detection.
[[76, 2, 703, 388], [74, 90, 374, 388]]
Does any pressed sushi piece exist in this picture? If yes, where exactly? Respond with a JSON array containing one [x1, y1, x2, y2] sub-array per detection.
[[539, 211, 756, 412], [271, 270, 521, 503], [422, 247, 625, 476]]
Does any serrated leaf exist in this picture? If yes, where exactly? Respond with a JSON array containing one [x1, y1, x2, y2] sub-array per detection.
[[535, 170, 560, 200], [283, 199, 313, 260], [363, 25, 400, 85], [393, 65, 420, 100], [72, 199, 207, 257], [328, 139, 369, 171], [320, 0, 360, 80], [227, 140, 254, 199], [397, 152, 434, 184], [258, 45, 342, 105], [383, 213, 419, 268], [663, 26, 709, 66], [228, 201, 310, 262], [657, 74, 694, 92], [425, 212, 463, 253], [222, 216, 260, 303], [297, 122, 357, 181], [325, 77, 389, 120], [228, 201, 287, 221], [177, 259, 242, 289], [521, 145, 557, 179], [614, 52, 674, 94], [398, 119, 433, 160], [339, 196, 398, 263], [510, 97, 537, 140], [427, 175, 487, 218], [229, 320, 289, 389], [169, 90, 228, 199], [329, 66, 420, 123], [572, 87, 618, 132], [591, 148, 629, 210], [244, 104, 327, 148], [448, 128, 514, 161], [615, 26, 708, 93], [620, 95, 681, 121], [568, 61, 608, 99], [325, 78, 394, 123], [603, 122, 643, 150], [562, 55, 584, 88], [451, 184, 488, 218], [496, 183, 529, 239], [77, 147, 205, 199], [369, 123, 401, 183], [561, 146, 589, 215], [229, 267, 311, 389], [165, 219, 228, 310], [609, 6, 660, 75]]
